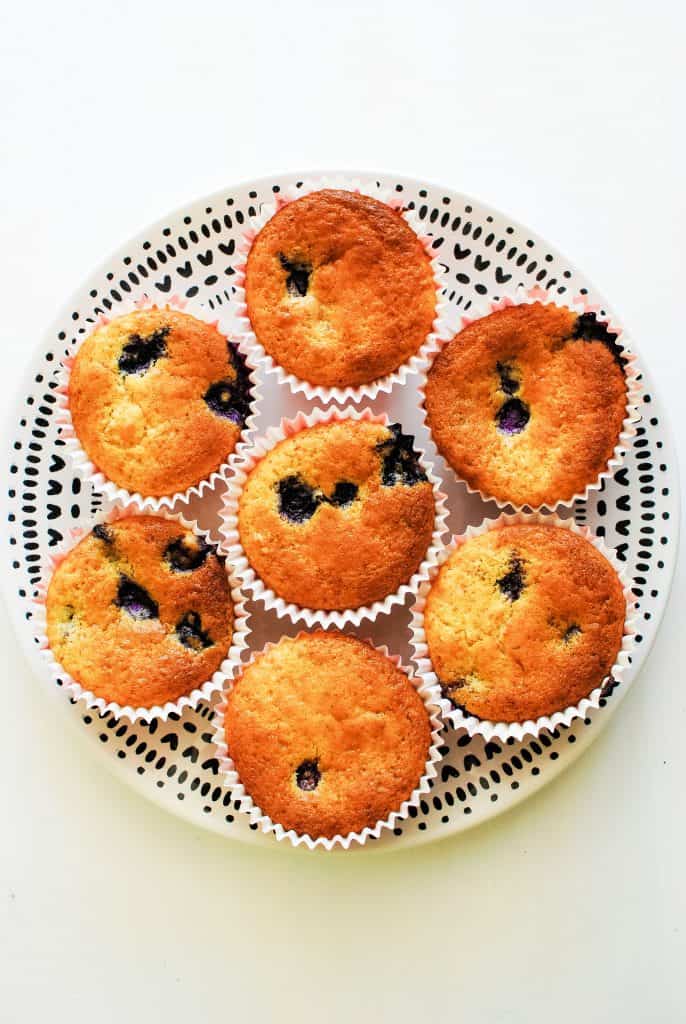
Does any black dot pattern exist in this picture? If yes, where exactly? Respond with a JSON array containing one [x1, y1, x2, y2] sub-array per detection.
[[5, 176, 674, 849]]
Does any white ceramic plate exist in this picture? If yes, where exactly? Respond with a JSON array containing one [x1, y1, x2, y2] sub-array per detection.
[[2, 171, 678, 852]]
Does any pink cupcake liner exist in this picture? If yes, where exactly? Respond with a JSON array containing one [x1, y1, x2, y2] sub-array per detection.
[[218, 405, 450, 629], [211, 633, 444, 851], [409, 510, 638, 743], [54, 292, 262, 512], [230, 176, 453, 405], [419, 284, 643, 512], [32, 505, 251, 723]]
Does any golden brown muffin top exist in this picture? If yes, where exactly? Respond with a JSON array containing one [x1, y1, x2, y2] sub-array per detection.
[[245, 189, 436, 388], [238, 420, 435, 610], [69, 308, 251, 497], [224, 632, 432, 839], [46, 515, 233, 708], [424, 524, 626, 723], [425, 303, 629, 507]]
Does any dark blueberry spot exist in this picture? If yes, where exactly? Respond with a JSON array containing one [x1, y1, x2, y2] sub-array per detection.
[[115, 576, 159, 620], [204, 356, 251, 427], [295, 759, 321, 791], [277, 475, 321, 523], [496, 361, 519, 395], [563, 624, 581, 643], [496, 556, 526, 602], [279, 253, 311, 297], [376, 425, 427, 486], [118, 326, 169, 375], [572, 312, 626, 367], [164, 534, 212, 572], [176, 611, 212, 652], [326, 481, 358, 508], [441, 678, 466, 709], [496, 398, 530, 435], [225, 343, 253, 426], [92, 524, 113, 545]]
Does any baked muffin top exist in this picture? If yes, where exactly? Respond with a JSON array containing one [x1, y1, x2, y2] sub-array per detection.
[[46, 515, 233, 709], [224, 632, 431, 839], [424, 524, 626, 723], [425, 303, 629, 507], [69, 308, 251, 497], [244, 189, 437, 388], [238, 419, 435, 610]]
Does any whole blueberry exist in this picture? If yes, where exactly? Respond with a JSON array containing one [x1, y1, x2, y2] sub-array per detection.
[[277, 475, 321, 523], [115, 576, 159, 620], [295, 759, 321, 791], [175, 611, 212, 652], [496, 398, 530, 436], [118, 326, 169, 375]]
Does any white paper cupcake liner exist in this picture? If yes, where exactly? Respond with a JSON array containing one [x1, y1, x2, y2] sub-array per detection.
[[32, 505, 251, 723], [409, 510, 638, 743], [211, 633, 444, 851], [54, 292, 262, 512], [218, 405, 450, 628], [230, 175, 453, 405], [419, 284, 643, 513]]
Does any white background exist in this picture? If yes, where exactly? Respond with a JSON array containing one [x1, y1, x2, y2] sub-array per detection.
[[1, 2, 685, 1021]]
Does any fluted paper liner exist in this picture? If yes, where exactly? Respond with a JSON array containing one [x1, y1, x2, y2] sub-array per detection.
[[54, 293, 262, 512], [211, 635, 444, 851], [419, 284, 643, 512], [218, 405, 450, 628], [230, 176, 453, 405], [409, 510, 638, 743], [32, 505, 251, 723]]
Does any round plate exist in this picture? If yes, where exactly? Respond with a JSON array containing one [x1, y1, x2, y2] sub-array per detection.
[[3, 171, 679, 852]]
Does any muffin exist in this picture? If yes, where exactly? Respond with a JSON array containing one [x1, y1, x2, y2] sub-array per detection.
[[237, 419, 435, 610], [46, 515, 233, 709], [425, 303, 629, 507], [244, 189, 437, 388], [423, 523, 626, 723], [69, 307, 252, 497], [223, 632, 432, 839]]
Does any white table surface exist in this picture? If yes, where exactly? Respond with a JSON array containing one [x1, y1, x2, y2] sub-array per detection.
[[1, 2, 684, 1021]]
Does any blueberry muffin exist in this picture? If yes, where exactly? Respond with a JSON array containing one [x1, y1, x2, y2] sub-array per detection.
[[224, 632, 432, 839], [238, 419, 435, 610], [69, 308, 252, 496], [244, 189, 437, 387], [425, 303, 629, 507], [424, 523, 626, 723], [46, 515, 233, 708]]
